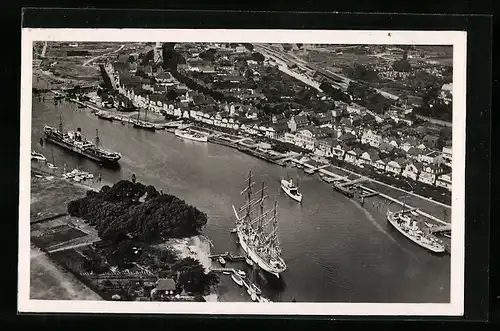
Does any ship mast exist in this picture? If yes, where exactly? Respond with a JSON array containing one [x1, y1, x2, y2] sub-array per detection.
[[59, 114, 63, 133], [258, 181, 265, 232], [94, 129, 100, 150]]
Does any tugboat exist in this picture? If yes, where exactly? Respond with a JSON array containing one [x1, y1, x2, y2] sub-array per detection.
[[280, 176, 303, 203]]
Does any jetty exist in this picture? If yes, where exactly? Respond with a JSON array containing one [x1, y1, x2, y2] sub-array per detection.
[[209, 252, 246, 262], [359, 185, 450, 226]]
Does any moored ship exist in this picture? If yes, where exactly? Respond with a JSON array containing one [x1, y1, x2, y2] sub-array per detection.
[[133, 107, 156, 131], [386, 210, 445, 253], [232, 171, 287, 278], [280, 176, 302, 203], [43, 116, 121, 166], [174, 129, 208, 142]]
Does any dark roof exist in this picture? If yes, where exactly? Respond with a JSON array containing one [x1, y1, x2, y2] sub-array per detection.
[[339, 132, 356, 141], [379, 142, 395, 152], [294, 115, 309, 123], [423, 134, 439, 142], [156, 278, 176, 291], [408, 147, 422, 156]]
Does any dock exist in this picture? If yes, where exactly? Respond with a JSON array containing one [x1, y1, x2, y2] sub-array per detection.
[[359, 185, 450, 226], [211, 267, 272, 303], [209, 252, 246, 262]]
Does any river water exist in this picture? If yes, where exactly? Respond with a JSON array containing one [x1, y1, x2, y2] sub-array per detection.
[[31, 96, 450, 303]]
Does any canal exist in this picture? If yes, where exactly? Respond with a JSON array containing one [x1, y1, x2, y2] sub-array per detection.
[[31, 96, 451, 303]]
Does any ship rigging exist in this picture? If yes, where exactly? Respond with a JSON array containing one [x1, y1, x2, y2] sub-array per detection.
[[232, 171, 287, 277]]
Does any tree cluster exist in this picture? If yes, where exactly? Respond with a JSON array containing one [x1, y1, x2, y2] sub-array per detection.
[[344, 63, 379, 82], [172, 257, 219, 294], [67, 180, 208, 244]]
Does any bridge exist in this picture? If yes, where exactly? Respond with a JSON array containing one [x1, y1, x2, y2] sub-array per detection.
[[428, 224, 451, 234]]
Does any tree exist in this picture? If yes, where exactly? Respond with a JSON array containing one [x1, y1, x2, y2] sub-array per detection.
[[167, 89, 179, 101]]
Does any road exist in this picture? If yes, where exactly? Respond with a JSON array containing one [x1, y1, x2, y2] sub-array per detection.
[[83, 44, 125, 67]]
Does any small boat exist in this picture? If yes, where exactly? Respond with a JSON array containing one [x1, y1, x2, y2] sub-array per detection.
[[245, 257, 254, 266], [281, 177, 303, 203], [296, 164, 303, 169], [47, 163, 58, 169], [247, 288, 258, 301], [231, 273, 244, 286], [444, 233, 451, 239], [218, 256, 226, 265], [304, 168, 315, 175], [230, 228, 237, 234], [73, 176, 82, 182], [250, 283, 262, 295], [410, 210, 419, 216], [223, 271, 231, 275], [31, 151, 46, 162], [425, 222, 435, 228], [260, 297, 270, 303], [237, 270, 246, 278]]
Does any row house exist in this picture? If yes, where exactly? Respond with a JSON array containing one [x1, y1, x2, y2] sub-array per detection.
[[359, 150, 381, 168], [442, 145, 452, 166], [402, 162, 424, 181], [374, 158, 390, 171], [436, 172, 452, 191], [400, 137, 419, 152], [418, 164, 444, 186], [344, 148, 364, 166], [294, 129, 316, 151], [418, 150, 444, 165], [315, 139, 347, 159], [386, 158, 408, 176], [361, 129, 383, 148]]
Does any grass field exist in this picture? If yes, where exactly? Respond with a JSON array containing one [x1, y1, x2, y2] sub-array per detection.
[[30, 176, 88, 221], [30, 248, 102, 300]]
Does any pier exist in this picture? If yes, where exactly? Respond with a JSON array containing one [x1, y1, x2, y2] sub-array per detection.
[[209, 252, 246, 262], [359, 185, 450, 226]]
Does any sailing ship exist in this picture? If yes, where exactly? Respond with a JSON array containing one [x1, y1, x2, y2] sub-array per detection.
[[386, 195, 445, 253], [133, 107, 155, 131], [280, 176, 302, 203], [232, 171, 287, 278], [43, 115, 121, 166]]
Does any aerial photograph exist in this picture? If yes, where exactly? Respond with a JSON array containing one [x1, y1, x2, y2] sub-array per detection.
[[29, 41, 454, 304]]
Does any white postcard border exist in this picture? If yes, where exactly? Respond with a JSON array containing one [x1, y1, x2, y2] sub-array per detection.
[[19, 28, 467, 316]]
